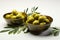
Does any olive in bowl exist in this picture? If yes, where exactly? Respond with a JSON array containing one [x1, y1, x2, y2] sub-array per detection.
[[3, 10, 27, 25], [26, 13, 53, 35]]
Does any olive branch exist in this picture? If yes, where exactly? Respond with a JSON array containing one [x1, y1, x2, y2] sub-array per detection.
[[0, 24, 29, 34], [31, 7, 38, 13]]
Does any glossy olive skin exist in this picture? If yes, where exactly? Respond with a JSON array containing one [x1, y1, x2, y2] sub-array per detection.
[[33, 20, 39, 25]]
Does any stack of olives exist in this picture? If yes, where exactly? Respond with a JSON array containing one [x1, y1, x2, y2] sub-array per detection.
[[5, 10, 26, 19], [5, 10, 27, 20], [26, 12, 50, 26], [4, 10, 27, 25]]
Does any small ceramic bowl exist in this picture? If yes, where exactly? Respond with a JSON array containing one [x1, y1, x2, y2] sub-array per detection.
[[3, 13, 24, 25], [27, 15, 53, 35]]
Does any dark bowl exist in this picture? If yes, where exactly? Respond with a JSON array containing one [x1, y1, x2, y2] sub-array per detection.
[[3, 12, 24, 25], [27, 15, 53, 35]]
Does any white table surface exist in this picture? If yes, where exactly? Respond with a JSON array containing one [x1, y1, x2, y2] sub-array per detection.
[[0, 0, 60, 40]]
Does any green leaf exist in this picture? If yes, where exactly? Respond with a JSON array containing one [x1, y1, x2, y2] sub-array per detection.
[[24, 28, 29, 33], [8, 30, 14, 34], [24, 8, 28, 13], [23, 27, 26, 31], [27, 13, 32, 16], [33, 7, 35, 11], [8, 27, 19, 34], [17, 30, 21, 34], [17, 29, 22, 34], [52, 27, 59, 30], [0, 30, 9, 33], [31, 7, 38, 13], [17, 31, 21, 34], [46, 27, 60, 36], [26, 8, 28, 13], [52, 27, 60, 36], [54, 30, 59, 36], [31, 7, 35, 12], [4, 26, 14, 28], [17, 26, 26, 34], [13, 28, 19, 34], [35, 7, 38, 11]]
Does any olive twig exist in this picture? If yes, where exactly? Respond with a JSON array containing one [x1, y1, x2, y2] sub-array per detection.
[[31, 7, 38, 13], [24, 8, 28, 13]]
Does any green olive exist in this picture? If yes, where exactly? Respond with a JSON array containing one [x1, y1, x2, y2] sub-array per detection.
[[32, 13, 37, 17], [12, 9, 17, 12], [40, 22, 46, 26], [38, 15, 47, 20], [26, 16, 34, 23], [19, 12, 27, 19], [10, 13, 13, 16], [26, 20, 28, 23], [45, 19, 50, 23], [34, 14, 40, 20], [28, 17, 34, 21], [21, 15, 25, 19], [21, 12, 27, 17], [17, 13, 26, 19], [5, 14, 11, 19], [32, 12, 40, 17], [27, 15, 33, 19], [11, 16, 16, 19], [26, 19, 33, 24], [16, 14, 22, 18], [17, 12, 22, 14], [33, 20, 39, 25], [26, 20, 29, 24], [12, 10, 18, 15]]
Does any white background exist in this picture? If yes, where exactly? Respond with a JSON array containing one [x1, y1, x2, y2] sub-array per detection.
[[0, 0, 60, 40]]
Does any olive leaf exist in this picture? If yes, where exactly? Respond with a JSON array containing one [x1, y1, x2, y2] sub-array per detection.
[[8, 30, 14, 34], [4, 26, 15, 28], [35, 7, 38, 11], [31, 7, 38, 13], [23, 27, 26, 31], [0, 30, 9, 33], [26, 8, 28, 13], [17, 30, 21, 34], [13, 28, 19, 34], [52, 27, 59, 30], [31, 7, 35, 12], [45, 27, 60, 36], [24, 8, 28, 13], [23, 28, 29, 33], [17, 26, 26, 34], [54, 30, 59, 36], [8, 27, 19, 34], [27, 13, 32, 16], [52, 27, 60, 36]]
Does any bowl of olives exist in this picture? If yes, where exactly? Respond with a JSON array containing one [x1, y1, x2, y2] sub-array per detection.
[[26, 12, 53, 35], [3, 10, 27, 25]]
